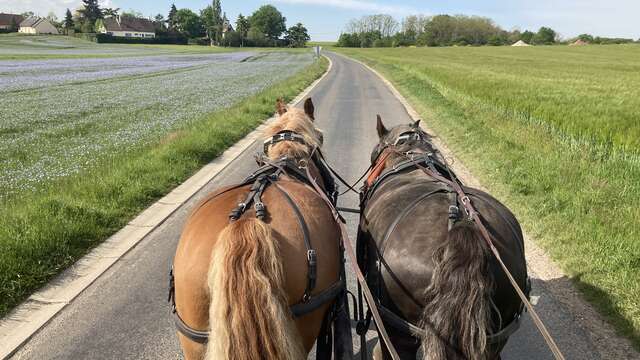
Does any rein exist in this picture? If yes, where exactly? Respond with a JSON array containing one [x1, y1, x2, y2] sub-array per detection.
[[364, 133, 565, 360], [303, 150, 402, 360]]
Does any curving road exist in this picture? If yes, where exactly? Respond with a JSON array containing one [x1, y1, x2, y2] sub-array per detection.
[[11, 53, 603, 359]]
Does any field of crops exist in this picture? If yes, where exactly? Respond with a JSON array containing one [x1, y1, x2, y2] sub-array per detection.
[[0, 52, 311, 197], [0, 34, 231, 59], [336, 45, 640, 348], [0, 35, 327, 316]]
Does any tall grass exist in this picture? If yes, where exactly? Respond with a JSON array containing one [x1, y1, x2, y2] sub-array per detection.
[[0, 56, 328, 317], [336, 45, 640, 349]]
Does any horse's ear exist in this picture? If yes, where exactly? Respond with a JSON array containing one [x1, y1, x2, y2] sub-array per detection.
[[276, 98, 287, 116], [413, 119, 421, 127], [376, 114, 388, 138], [303, 98, 315, 121]]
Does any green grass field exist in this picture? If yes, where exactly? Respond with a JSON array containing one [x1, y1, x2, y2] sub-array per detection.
[[336, 45, 640, 348], [0, 37, 328, 316]]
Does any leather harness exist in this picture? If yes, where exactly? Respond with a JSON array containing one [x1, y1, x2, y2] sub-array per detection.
[[357, 129, 530, 351], [168, 130, 344, 345]]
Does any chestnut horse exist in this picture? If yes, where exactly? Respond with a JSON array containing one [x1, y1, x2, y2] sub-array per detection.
[[171, 99, 343, 360], [357, 117, 529, 360]]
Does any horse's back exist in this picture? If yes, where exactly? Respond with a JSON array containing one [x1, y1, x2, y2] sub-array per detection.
[[361, 171, 527, 328], [174, 179, 341, 352]]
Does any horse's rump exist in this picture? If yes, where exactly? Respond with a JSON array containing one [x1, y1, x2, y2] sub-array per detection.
[[360, 171, 528, 358], [173, 178, 341, 358]]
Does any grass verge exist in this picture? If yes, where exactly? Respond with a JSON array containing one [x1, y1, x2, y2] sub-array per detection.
[[335, 48, 640, 349], [0, 56, 328, 317]]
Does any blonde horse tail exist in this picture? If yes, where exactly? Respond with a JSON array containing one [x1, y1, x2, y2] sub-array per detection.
[[205, 218, 305, 360], [420, 220, 494, 360]]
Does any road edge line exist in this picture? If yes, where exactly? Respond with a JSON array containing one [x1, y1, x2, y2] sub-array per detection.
[[0, 54, 334, 360], [335, 51, 638, 359]]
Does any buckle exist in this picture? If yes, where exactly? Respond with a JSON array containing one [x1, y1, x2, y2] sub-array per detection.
[[307, 249, 317, 266], [448, 205, 459, 220]]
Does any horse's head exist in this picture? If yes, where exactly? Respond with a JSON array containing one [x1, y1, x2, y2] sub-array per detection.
[[371, 114, 434, 164], [264, 98, 324, 161]]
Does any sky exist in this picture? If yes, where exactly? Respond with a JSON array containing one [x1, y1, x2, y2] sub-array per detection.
[[1, 0, 639, 41]]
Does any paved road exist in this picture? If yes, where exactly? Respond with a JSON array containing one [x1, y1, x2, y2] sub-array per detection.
[[12, 53, 601, 359]]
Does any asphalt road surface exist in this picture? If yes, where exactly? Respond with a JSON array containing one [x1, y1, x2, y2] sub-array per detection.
[[12, 53, 602, 359]]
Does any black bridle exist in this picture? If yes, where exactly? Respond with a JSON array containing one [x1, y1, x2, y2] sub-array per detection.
[[262, 129, 309, 155]]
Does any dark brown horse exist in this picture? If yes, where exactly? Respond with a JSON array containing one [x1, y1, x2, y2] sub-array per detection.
[[357, 117, 529, 360], [171, 99, 345, 360]]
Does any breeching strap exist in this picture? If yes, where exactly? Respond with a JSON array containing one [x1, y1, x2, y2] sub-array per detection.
[[304, 163, 402, 360], [402, 152, 565, 360]]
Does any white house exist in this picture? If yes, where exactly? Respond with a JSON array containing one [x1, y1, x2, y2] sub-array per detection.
[[19, 16, 59, 34], [96, 16, 155, 38]]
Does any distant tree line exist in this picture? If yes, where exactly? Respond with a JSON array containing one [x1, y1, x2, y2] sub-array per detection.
[[337, 14, 638, 47], [158, 1, 309, 47], [575, 33, 635, 45], [49, 0, 309, 47]]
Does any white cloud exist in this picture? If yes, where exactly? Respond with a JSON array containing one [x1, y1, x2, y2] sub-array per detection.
[[273, 0, 424, 16]]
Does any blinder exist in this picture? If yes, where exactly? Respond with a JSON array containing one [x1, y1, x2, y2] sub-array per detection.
[[392, 130, 423, 146]]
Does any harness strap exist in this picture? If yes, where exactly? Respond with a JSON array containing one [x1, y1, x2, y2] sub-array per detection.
[[263, 130, 308, 154], [304, 166, 402, 360], [272, 181, 317, 301], [377, 304, 521, 345], [290, 279, 344, 317], [169, 275, 345, 344], [172, 310, 210, 344], [404, 153, 565, 360], [380, 188, 448, 247]]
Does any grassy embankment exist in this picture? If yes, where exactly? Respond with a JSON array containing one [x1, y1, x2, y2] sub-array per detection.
[[0, 52, 328, 317], [335, 45, 640, 348]]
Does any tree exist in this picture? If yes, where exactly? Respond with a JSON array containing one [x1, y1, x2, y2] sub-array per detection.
[[155, 14, 165, 23], [78, 0, 102, 31], [9, 16, 18, 32], [21, 11, 35, 18], [64, 9, 75, 31], [221, 31, 242, 47], [337, 33, 360, 47], [285, 23, 310, 47], [168, 4, 178, 31], [102, 8, 120, 17], [520, 30, 535, 44], [577, 33, 594, 43], [345, 14, 398, 37], [532, 26, 556, 45], [508, 29, 522, 44], [121, 9, 144, 18], [212, 0, 223, 41], [236, 14, 249, 46], [250, 5, 286, 41], [202, 0, 223, 45], [175, 8, 203, 38], [422, 15, 456, 46], [46, 12, 59, 25]]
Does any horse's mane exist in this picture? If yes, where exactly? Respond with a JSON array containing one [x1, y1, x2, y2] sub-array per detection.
[[264, 107, 322, 161]]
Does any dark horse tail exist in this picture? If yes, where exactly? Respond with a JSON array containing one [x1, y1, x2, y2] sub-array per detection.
[[420, 219, 493, 360]]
